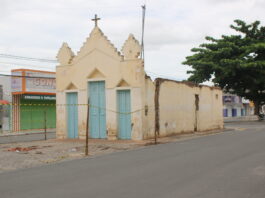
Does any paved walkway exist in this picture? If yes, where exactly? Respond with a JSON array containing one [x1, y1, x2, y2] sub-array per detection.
[[0, 128, 225, 173], [0, 130, 55, 144], [0, 139, 143, 173]]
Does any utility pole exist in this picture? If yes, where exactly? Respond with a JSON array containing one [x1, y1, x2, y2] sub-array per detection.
[[85, 99, 90, 156], [44, 109, 47, 140], [140, 5, 146, 61]]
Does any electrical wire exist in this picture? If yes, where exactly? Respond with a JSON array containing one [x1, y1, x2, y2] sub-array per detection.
[[0, 74, 55, 79], [0, 54, 57, 63], [0, 61, 56, 70], [0, 71, 182, 80]]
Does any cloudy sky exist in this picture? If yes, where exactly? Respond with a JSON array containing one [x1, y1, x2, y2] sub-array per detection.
[[0, 0, 264, 80]]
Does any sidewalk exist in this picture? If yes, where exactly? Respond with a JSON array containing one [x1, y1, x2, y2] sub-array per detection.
[[224, 115, 258, 122], [0, 129, 55, 137], [0, 130, 56, 144], [0, 139, 144, 173], [0, 128, 228, 173]]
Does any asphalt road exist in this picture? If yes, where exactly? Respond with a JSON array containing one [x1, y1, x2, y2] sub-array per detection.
[[1, 121, 265, 198]]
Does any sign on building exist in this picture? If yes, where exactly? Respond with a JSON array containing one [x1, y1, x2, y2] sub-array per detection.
[[22, 95, 56, 100], [25, 71, 55, 93], [11, 71, 23, 93], [11, 69, 55, 94]]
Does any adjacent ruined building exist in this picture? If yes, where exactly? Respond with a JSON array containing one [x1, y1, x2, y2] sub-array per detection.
[[56, 16, 223, 140]]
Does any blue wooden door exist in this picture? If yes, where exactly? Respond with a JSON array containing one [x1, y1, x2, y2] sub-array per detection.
[[89, 81, 106, 138], [117, 90, 131, 139], [232, 108, 237, 117], [223, 109, 228, 117], [67, 92, 78, 138]]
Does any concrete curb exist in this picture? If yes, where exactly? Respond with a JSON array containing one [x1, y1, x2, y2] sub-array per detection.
[[0, 131, 55, 137]]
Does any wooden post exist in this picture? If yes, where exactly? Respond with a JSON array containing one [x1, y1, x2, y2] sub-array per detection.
[[154, 79, 161, 144], [155, 129, 157, 145], [85, 99, 90, 156], [44, 109, 47, 140]]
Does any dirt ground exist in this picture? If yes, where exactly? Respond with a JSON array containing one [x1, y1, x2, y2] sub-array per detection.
[[0, 130, 224, 173]]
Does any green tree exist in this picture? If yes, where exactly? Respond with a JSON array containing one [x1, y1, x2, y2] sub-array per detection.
[[183, 19, 265, 115]]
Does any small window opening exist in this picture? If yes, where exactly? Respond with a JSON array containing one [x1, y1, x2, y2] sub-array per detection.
[[216, 94, 218, 99]]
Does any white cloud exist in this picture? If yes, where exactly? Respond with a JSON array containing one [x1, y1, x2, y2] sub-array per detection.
[[0, 0, 264, 80]]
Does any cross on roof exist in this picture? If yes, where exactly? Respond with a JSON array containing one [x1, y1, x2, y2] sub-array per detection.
[[92, 14, 101, 27]]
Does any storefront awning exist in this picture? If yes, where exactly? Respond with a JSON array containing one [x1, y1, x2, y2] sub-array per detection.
[[0, 100, 10, 105]]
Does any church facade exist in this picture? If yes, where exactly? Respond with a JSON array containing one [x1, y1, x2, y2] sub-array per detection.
[[56, 17, 223, 140]]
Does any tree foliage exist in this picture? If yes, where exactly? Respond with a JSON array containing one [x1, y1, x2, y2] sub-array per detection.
[[183, 20, 265, 114]]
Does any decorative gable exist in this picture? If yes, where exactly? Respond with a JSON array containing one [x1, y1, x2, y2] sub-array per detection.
[[66, 82, 78, 90], [121, 34, 141, 60], [57, 42, 75, 65], [117, 79, 130, 87], [73, 27, 123, 62], [87, 68, 105, 79]]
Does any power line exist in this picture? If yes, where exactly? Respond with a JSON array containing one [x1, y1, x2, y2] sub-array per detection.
[[0, 54, 57, 63], [0, 70, 184, 81], [0, 61, 56, 70], [0, 70, 11, 74], [0, 71, 184, 81], [0, 74, 55, 79]]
